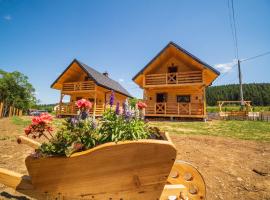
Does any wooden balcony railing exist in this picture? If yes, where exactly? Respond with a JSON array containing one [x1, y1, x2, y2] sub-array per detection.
[[145, 71, 203, 86], [145, 102, 204, 116], [56, 103, 104, 116], [62, 81, 95, 92]]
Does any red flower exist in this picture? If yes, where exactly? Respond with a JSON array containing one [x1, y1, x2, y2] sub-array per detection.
[[73, 142, 83, 151], [76, 99, 92, 110], [40, 113, 53, 123], [24, 126, 32, 135], [137, 101, 147, 110], [46, 126, 53, 132], [25, 113, 53, 140], [32, 113, 53, 125]]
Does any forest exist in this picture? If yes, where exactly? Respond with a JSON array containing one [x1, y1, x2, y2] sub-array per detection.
[[206, 83, 270, 106]]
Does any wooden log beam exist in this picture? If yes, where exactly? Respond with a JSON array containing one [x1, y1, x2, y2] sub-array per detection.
[[0, 168, 51, 200], [17, 136, 41, 149], [0, 168, 33, 190]]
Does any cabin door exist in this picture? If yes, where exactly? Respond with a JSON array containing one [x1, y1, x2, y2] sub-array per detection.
[[156, 93, 167, 114]]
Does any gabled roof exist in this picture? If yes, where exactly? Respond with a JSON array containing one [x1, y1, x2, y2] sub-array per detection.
[[132, 41, 220, 81], [51, 59, 132, 98]]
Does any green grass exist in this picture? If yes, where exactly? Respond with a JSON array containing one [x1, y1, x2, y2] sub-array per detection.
[[0, 135, 10, 140], [10, 116, 270, 142], [150, 120, 270, 142], [11, 116, 31, 127], [207, 106, 270, 112]]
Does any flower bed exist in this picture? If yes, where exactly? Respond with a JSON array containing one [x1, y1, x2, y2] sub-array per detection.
[[24, 91, 163, 157]]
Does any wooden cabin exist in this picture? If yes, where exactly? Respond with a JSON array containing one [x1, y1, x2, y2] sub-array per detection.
[[133, 42, 220, 120], [51, 59, 132, 117]]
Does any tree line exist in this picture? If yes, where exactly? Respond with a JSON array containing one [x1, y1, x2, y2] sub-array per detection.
[[206, 83, 270, 106], [0, 69, 36, 116]]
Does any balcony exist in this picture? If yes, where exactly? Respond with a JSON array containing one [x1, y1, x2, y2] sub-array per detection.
[[56, 103, 104, 116], [145, 102, 204, 117], [144, 71, 203, 87], [62, 81, 95, 93]]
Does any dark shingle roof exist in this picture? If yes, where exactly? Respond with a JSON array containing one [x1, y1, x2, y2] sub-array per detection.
[[132, 41, 220, 81], [51, 59, 132, 98], [77, 60, 132, 97]]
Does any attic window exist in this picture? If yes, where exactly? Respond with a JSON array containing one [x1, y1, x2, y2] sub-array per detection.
[[168, 63, 178, 73]]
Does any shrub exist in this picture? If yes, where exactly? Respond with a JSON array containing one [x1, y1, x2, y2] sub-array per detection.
[[24, 91, 159, 157]]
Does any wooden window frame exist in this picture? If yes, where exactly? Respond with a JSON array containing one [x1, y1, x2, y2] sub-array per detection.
[[176, 95, 191, 103]]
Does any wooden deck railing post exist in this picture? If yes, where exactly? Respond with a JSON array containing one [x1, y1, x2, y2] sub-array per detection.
[[189, 103, 191, 115]]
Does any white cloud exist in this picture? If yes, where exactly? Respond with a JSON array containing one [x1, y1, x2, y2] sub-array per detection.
[[118, 78, 124, 83], [3, 15, 12, 21], [214, 59, 237, 73]]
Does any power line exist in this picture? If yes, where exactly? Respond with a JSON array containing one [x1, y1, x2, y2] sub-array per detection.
[[227, 0, 236, 57], [241, 51, 270, 62], [231, 0, 239, 59], [228, 0, 239, 59]]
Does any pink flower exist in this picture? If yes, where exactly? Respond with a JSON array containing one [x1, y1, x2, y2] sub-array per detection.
[[137, 101, 147, 110], [76, 99, 92, 110]]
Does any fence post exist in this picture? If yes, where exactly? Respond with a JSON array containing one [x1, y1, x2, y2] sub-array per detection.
[[0, 102, 3, 118], [9, 106, 12, 117]]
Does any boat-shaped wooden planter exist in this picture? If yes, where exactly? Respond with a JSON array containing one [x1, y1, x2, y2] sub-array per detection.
[[0, 133, 206, 200]]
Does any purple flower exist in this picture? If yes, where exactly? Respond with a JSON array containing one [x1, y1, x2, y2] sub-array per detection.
[[91, 120, 97, 129], [115, 102, 120, 115], [124, 110, 133, 121], [80, 110, 89, 120], [70, 117, 79, 126], [122, 102, 127, 114], [109, 90, 115, 107], [122, 100, 129, 115]]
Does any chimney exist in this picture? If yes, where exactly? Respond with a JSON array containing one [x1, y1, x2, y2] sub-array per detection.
[[103, 71, 109, 77]]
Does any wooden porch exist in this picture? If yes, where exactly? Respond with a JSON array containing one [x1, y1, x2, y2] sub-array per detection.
[[144, 71, 203, 87], [145, 102, 205, 118]]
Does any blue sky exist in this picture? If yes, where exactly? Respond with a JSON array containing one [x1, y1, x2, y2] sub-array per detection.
[[1, 0, 270, 104]]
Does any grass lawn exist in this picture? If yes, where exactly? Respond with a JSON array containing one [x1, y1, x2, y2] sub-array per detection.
[[11, 116, 31, 126], [150, 120, 270, 142], [10, 116, 270, 142], [207, 105, 270, 112]]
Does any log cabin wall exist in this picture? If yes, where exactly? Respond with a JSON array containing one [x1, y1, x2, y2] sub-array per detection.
[[144, 87, 205, 118], [52, 60, 130, 117], [133, 42, 220, 119]]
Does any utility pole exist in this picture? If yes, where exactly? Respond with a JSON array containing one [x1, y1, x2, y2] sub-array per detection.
[[237, 59, 244, 106]]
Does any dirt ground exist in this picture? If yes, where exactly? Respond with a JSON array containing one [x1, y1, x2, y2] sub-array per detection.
[[0, 117, 269, 200]]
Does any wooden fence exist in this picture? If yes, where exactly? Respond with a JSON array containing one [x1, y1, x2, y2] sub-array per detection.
[[0, 102, 23, 118], [216, 111, 270, 122]]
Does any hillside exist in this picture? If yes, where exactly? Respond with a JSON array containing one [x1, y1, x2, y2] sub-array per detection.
[[206, 83, 270, 106]]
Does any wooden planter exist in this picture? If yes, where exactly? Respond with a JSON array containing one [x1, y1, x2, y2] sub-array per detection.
[[0, 133, 206, 200]]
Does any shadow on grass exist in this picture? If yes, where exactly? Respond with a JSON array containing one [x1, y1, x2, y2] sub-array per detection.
[[0, 192, 29, 200]]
